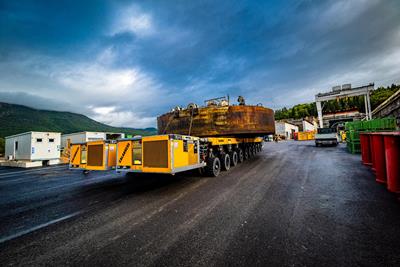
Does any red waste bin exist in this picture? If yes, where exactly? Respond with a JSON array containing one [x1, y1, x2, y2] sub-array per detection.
[[360, 133, 372, 166], [369, 134, 376, 172], [371, 134, 386, 184], [384, 133, 400, 193]]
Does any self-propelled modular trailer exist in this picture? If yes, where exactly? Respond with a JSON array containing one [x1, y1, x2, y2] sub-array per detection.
[[69, 96, 275, 177], [70, 134, 263, 177]]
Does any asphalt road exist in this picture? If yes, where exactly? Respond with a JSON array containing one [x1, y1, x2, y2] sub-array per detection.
[[1, 141, 400, 266]]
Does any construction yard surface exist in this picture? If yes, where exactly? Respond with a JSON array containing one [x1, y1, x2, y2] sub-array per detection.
[[0, 141, 399, 266]]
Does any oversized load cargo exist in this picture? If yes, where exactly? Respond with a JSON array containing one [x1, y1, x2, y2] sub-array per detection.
[[157, 96, 275, 137], [70, 96, 272, 177]]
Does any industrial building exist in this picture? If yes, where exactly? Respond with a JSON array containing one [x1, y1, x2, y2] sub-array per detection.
[[286, 118, 317, 132], [3, 132, 61, 167], [61, 131, 125, 150], [275, 121, 299, 139]]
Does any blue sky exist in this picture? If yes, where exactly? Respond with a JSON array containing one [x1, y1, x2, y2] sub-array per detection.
[[1, 0, 399, 128]]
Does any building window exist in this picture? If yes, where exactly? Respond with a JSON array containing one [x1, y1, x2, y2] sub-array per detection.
[[36, 138, 43, 142], [49, 138, 54, 143], [15, 141, 18, 151]]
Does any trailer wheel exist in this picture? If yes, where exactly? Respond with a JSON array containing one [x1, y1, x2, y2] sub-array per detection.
[[248, 147, 254, 158], [206, 157, 221, 177], [244, 147, 249, 160], [237, 148, 244, 163], [220, 153, 231, 171], [230, 151, 238, 167]]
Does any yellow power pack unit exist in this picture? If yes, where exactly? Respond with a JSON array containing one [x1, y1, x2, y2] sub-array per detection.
[[70, 140, 117, 171], [116, 135, 205, 174], [69, 143, 87, 169]]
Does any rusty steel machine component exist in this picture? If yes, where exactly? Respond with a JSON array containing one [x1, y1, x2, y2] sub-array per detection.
[[157, 96, 275, 137]]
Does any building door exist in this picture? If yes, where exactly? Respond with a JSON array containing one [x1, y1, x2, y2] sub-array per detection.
[[14, 141, 18, 159]]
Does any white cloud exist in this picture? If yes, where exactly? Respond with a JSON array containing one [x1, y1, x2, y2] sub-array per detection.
[[315, 0, 379, 30], [0, 49, 167, 128], [91, 106, 156, 128], [286, 52, 399, 106], [111, 5, 155, 37], [96, 47, 116, 65]]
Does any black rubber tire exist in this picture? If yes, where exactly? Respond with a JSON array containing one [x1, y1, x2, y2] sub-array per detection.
[[220, 153, 231, 171], [198, 167, 205, 176], [230, 151, 238, 167], [249, 146, 255, 158], [243, 147, 249, 160], [237, 149, 244, 163], [205, 157, 221, 177]]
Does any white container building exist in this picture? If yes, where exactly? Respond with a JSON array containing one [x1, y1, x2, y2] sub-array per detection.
[[61, 132, 125, 150], [302, 120, 316, 132], [4, 132, 61, 167], [275, 122, 299, 140]]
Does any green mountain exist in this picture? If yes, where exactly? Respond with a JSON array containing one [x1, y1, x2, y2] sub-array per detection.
[[0, 102, 157, 139]]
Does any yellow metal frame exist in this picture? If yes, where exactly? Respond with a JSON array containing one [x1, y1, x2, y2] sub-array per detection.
[[206, 136, 263, 146]]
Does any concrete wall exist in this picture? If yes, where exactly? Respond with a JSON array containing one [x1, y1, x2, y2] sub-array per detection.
[[302, 120, 315, 131], [275, 122, 299, 139]]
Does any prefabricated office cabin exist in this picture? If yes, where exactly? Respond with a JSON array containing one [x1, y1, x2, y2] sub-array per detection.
[[61, 132, 125, 150], [5, 132, 61, 163]]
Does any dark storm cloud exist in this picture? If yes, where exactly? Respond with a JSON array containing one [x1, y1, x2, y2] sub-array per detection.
[[0, 0, 399, 127]]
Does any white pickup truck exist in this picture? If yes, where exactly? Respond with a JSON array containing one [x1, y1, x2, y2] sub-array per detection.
[[315, 128, 339, 146]]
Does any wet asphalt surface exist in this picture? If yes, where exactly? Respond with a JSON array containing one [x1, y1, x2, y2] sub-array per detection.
[[0, 141, 400, 266]]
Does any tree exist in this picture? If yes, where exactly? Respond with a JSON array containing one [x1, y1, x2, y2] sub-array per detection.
[[0, 137, 4, 155]]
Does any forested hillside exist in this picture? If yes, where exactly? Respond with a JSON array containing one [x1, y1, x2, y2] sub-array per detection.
[[0, 103, 157, 154]]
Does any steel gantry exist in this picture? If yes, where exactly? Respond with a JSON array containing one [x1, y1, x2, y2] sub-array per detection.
[[315, 83, 374, 128]]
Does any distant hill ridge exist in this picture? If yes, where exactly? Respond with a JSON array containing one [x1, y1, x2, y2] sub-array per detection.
[[0, 102, 157, 138]]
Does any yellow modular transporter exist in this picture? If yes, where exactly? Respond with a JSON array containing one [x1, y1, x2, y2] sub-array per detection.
[[116, 135, 205, 174], [114, 134, 263, 177], [70, 134, 263, 177], [70, 96, 270, 177], [69, 140, 117, 171]]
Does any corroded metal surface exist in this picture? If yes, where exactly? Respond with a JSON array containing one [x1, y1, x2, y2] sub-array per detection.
[[157, 105, 275, 137]]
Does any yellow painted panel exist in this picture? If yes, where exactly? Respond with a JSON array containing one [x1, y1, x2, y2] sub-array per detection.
[[70, 144, 81, 165], [107, 143, 117, 168], [117, 140, 133, 167], [173, 140, 188, 168], [143, 135, 169, 142], [188, 143, 198, 165]]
